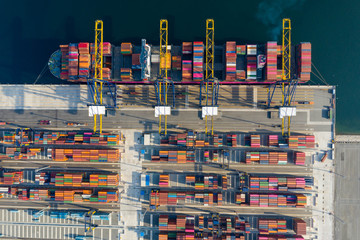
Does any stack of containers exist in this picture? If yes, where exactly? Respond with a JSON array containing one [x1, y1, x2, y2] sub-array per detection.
[[225, 41, 236, 81], [226, 134, 237, 147], [268, 135, 278, 147], [2, 132, 16, 144], [193, 41, 204, 81], [177, 215, 186, 231], [246, 152, 260, 164], [305, 135, 315, 148], [269, 152, 277, 165], [121, 43, 132, 55], [186, 132, 195, 147], [235, 193, 246, 205], [182, 60, 192, 81], [159, 215, 168, 231], [186, 151, 195, 162], [178, 151, 186, 163], [60, 45, 69, 80], [52, 149, 120, 162], [288, 135, 315, 148], [295, 152, 306, 165], [159, 174, 169, 187], [293, 218, 307, 235], [159, 191, 168, 206], [182, 42, 193, 54], [171, 56, 182, 70], [266, 42, 278, 80], [102, 42, 112, 55], [298, 43, 311, 82], [195, 140, 205, 147], [213, 134, 223, 147], [35, 172, 47, 185], [168, 216, 176, 231], [278, 152, 288, 164], [120, 68, 132, 80], [168, 151, 176, 162], [236, 45, 246, 55], [247, 45, 257, 80], [250, 194, 259, 206], [258, 237, 304, 240], [68, 43, 79, 80], [78, 42, 90, 79], [102, 67, 111, 80], [260, 152, 269, 164], [251, 135, 261, 147]]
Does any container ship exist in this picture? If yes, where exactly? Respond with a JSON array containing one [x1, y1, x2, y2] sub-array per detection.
[[48, 40, 311, 84]]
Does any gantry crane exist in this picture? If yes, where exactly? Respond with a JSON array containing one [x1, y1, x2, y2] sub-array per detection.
[[87, 20, 117, 133], [200, 19, 219, 136], [267, 18, 298, 137], [154, 19, 175, 135]]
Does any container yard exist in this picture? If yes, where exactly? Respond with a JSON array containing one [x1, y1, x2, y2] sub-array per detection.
[[0, 18, 337, 240]]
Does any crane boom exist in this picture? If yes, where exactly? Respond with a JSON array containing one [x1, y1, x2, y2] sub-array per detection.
[[93, 20, 104, 133], [281, 18, 292, 137]]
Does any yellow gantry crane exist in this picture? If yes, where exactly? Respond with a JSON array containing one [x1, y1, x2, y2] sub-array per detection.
[[205, 19, 215, 135], [155, 19, 175, 135], [159, 19, 168, 135], [281, 18, 292, 137], [93, 20, 104, 133], [201, 19, 219, 135]]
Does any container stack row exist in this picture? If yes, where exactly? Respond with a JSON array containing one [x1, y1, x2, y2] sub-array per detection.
[[0, 171, 23, 185], [294, 152, 306, 165], [121, 68, 133, 80], [120, 43, 132, 55], [266, 42, 278, 80], [47, 173, 119, 187], [293, 218, 307, 235], [5, 147, 42, 160], [152, 150, 193, 163], [78, 42, 90, 79], [227, 134, 237, 147], [33, 132, 120, 145], [182, 42, 193, 54], [171, 56, 182, 70], [259, 236, 304, 240], [251, 135, 261, 147], [268, 135, 279, 147], [236, 45, 246, 80], [249, 177, 307, 191], [247, 45, 257, 80], [298, 43, 311, 82], [151, 191, 223, 207], [213, 134, 223, 147], [288, 135, 315, 148], [193, 41, 204, 81], [245, 152, 288, 165], [249, 194, 307, 207], [226, 41, 236, 81], [182, 60, 192, 81], [68, 43, 79, 80], [52, 149, 120, 162], [10, 188, 118, 203], [60, 45, 69, 80], [258, 219, 287, 234], [159, 174, 170, 187]]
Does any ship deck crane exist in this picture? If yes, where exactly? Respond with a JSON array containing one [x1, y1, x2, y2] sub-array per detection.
[[87, 20, 117, 133], [154, 19, 175, 135], [200, 19, 219, 136], [267, 18, 298, 137]]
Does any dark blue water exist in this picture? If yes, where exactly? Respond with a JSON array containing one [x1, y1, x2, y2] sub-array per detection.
[[1, 0, 358, 133]]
